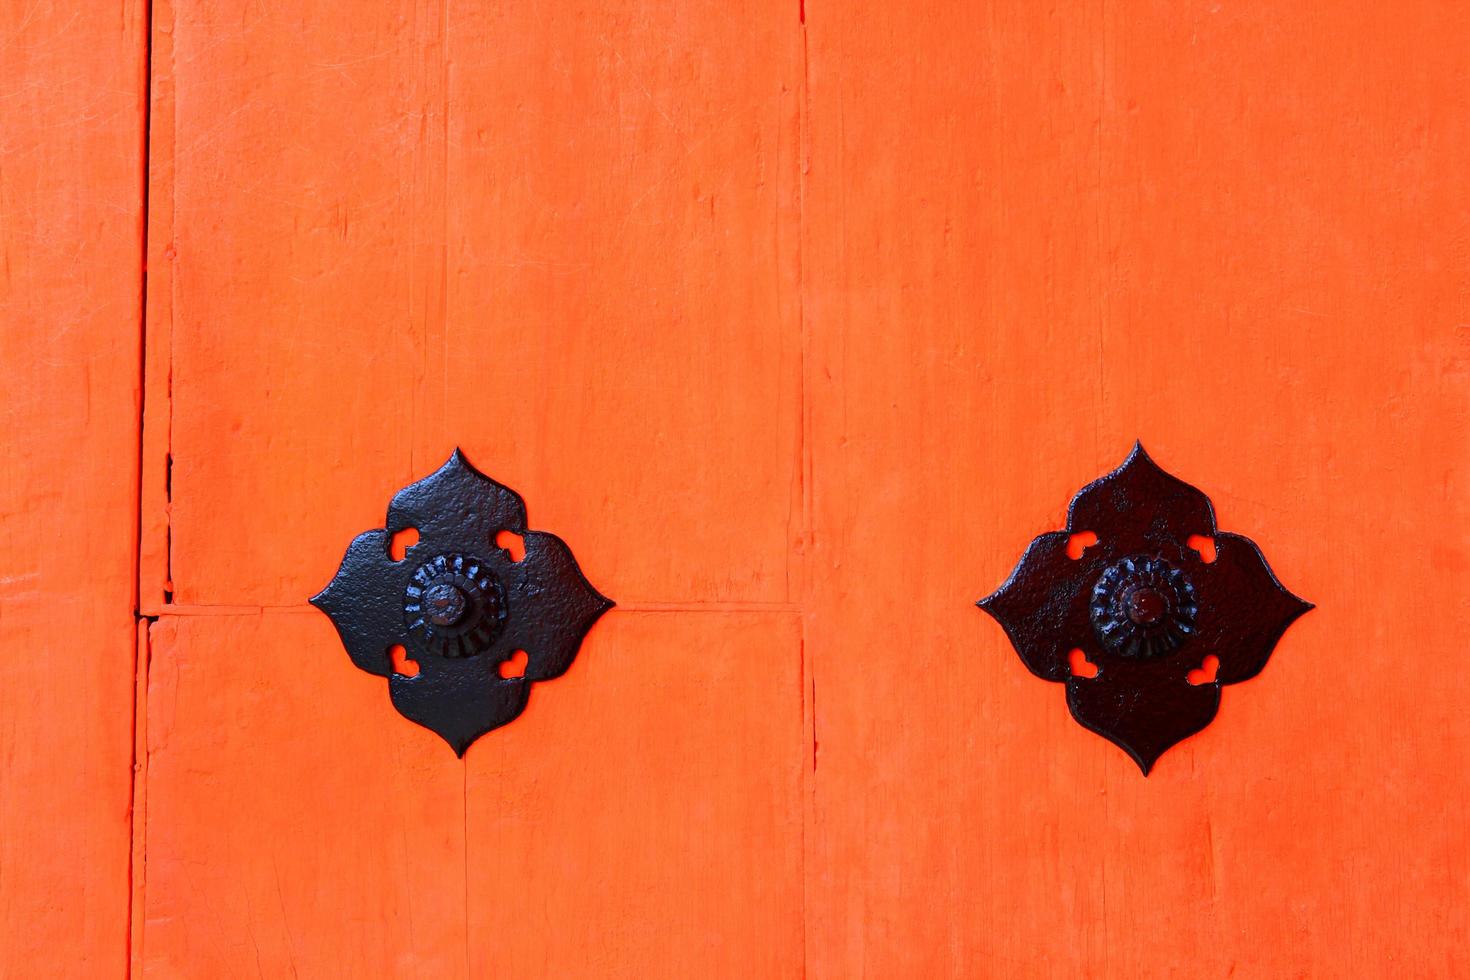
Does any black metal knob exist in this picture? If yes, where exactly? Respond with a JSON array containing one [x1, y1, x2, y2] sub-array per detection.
[[422, 583, 469, 627]]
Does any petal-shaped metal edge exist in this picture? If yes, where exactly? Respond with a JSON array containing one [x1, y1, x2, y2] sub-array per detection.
[[501, 531, 615, 682], [1065, 666, 1221, 774], [309, 529, 412, 677], [387, 448, 528, 550], [977, 531, 1091, 682], [1187, 531, 1313, 685], [1067, 442, 1216, 555], [389, 657, 531, 756]]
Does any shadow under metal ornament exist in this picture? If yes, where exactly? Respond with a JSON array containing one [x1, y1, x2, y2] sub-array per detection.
[[978, 443, 1312, 774], [311, 449, 612, 755]]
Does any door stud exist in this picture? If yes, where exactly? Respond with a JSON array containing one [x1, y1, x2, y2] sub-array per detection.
[[311, 449, 612, 755], [978, 443, 1312, 774]]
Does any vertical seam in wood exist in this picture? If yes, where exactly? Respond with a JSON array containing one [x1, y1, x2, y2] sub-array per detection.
[[128, 0, 157, 971], [461, 763, 471, 978], [1094, 0, 1109, 459], [439, 3, 469, 974], [129, 621, 153, 979], [796, 4, 814, 979]]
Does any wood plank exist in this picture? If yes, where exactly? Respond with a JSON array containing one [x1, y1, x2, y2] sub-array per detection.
[[140, 611, 472, 977], [145, 0, 803, 609], [142, 2, 809, 973], [0, 0, 147, 973], [802, 1, 1469, 976], [463, 609, 805, 978], [139, 609, 804, 977]]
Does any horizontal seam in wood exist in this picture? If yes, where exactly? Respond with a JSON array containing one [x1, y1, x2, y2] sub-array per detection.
[[141, 601, 801, 617]]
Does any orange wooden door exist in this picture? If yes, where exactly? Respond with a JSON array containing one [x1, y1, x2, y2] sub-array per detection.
[[797, 4, 1468, 976], [5, 0, 1468, 978], [132, 0, 805, 976]]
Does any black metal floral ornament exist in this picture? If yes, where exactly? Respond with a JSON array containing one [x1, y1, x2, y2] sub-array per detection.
[[978, 443, 1312, 774], [311, 450, 612, 755]]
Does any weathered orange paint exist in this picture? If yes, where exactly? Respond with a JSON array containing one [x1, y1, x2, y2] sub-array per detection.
[[4, 0, 1468, 976], [0, 1, 146, 975]]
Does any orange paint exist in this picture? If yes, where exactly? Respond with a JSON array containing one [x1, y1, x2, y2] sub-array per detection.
[[135, 0, 805, 973], [4, 0, 1468, 976], [801, 3, 1468, 975], [0, 0, 146, 975]]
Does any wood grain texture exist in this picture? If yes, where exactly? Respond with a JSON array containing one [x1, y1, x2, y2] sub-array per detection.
[[139, 610, 803, 977], [143, 0, 802, 609], [136, 0, 807, 974], [0, 1, 146, 974], [802, 1, 1469, 976], [128, 0, 1469, 976]]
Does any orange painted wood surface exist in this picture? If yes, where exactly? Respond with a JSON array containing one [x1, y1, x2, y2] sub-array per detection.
[[141, 611, 802, 976], [799, 4, 1468, 976], [5, 0, 1469, 977], [134, 0, 808, 975], [139, 0, 803, 612], [0, 1, 146, 975]]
